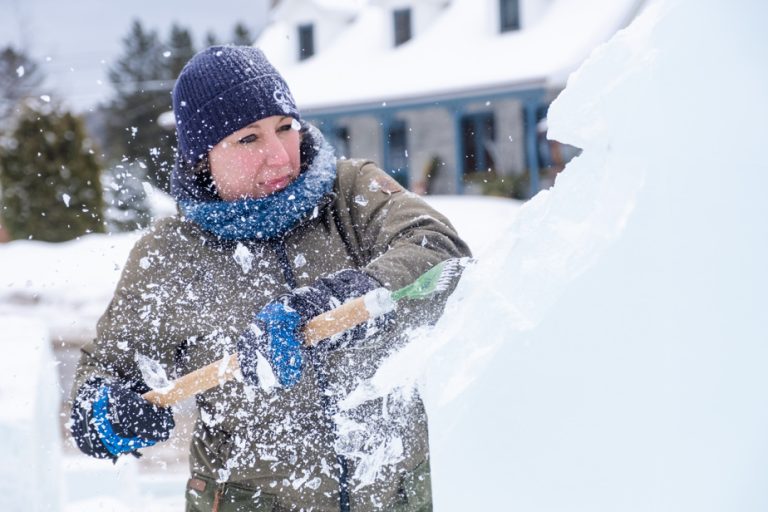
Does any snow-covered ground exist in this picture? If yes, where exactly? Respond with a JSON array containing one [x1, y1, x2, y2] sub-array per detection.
[[2, 0, 767, 509]]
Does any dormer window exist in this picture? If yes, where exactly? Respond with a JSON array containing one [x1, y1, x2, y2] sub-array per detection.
[[298, 23, 315, 60], [393, 8, 412, 46], [499, 0, 520, 32]]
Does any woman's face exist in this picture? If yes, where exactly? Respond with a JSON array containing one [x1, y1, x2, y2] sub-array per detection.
[[208, 115, 301, 200]]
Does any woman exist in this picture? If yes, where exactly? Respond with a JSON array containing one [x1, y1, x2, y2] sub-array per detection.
[[69, 45, 471, 511]]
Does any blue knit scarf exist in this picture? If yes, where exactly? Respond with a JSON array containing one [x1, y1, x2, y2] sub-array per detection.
[[177, 131, 336, 241]]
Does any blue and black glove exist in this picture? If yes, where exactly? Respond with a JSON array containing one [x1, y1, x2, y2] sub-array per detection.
[[70, 378, 175, 460], [237, 269, 389, 388]]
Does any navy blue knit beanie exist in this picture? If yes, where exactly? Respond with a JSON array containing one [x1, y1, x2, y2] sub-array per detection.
[[172, 45, 300, 167]]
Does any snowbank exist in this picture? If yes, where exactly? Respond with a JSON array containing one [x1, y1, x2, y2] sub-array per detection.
[[0, 317, 61, 509], [0, 233, 140, 341]]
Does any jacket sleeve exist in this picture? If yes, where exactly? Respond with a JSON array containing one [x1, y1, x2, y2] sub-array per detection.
[[334, 160, 472, 326], [68, 221, 183, 403]]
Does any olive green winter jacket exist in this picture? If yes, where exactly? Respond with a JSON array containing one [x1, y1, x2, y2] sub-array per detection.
[[70, 159, 471, 511]]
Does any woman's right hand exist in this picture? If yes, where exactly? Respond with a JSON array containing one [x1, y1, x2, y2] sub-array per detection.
[[70, 379, 175, 460]]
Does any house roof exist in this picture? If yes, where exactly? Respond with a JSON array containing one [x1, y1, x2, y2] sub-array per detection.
[[258, 0, 646, 112]]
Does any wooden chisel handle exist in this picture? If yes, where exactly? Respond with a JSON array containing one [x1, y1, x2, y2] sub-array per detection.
[[142, 294, 374, 407]]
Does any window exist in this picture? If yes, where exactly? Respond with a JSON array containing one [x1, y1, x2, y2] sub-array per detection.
[[499, 0, 520, 32], [333, 126, 350, 158], [393, 8, 412, 46], [460, 112, 495, 174], [387, 120, 409, 187], [298, 24, 314, 60]]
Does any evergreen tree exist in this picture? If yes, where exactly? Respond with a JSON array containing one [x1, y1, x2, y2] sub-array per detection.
[[0, 46, 44, 136], [204, 31, 220, 47], [0, 104, 105, 242], [231, 23, 255, 46], [0, 46, 44, 236], [103, 20, 175, 192], [166, 24, 196, 78]]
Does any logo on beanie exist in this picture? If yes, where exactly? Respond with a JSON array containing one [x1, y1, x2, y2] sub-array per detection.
[[273, 80, 296, 114]]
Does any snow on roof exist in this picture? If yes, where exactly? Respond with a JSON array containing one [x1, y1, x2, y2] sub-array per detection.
[[259, 0, 645, 111], [312, 0, 367, 11], [271, 0, 362, 25]]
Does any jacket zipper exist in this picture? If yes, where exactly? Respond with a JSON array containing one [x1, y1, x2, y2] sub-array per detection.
[[212, 482, 226, 512]]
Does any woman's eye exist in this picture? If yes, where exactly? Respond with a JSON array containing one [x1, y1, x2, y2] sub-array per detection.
[[238, 134, 258, 144], [278, 123, 293, 132]]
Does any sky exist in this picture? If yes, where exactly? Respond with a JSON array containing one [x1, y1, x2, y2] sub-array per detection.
[[0, 0, 269, 112]]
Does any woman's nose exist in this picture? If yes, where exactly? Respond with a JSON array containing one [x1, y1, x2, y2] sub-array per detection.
[[262, 135, 290, 166]]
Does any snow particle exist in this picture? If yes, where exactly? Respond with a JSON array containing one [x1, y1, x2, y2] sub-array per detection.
[[40, 95, 51, 103], [233, 243, 254, 274], [61, 193, 71, 207], [294, 253, 307, 268], [15, 66, 24, 77], [354, 195, 369, 207]]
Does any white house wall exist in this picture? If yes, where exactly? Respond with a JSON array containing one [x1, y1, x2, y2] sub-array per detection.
[[494, 98, 526, 176], [340, 115, 384, 164], [399, 107, 457, 193], [332, 100, 529, 194]]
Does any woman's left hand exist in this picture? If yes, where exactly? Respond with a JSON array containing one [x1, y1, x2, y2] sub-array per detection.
[[238, 301, 304, 388], [237, 269, 385, 388]]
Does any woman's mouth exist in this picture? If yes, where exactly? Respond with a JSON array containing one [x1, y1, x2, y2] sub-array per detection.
[[261, 174, 293, 191]]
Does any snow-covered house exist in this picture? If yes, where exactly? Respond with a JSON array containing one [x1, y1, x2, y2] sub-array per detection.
[[257, 0, 645, 197]]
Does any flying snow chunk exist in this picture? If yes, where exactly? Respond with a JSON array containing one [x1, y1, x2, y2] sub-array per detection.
[[40, 95, 51, 103], [305, 477, 322, 490], [163, 51, 171, 58], [15, 66, 24, 77], [233, 243, 254, 274], [354, 195, 369, 207], [62, 193, 71, 207]]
